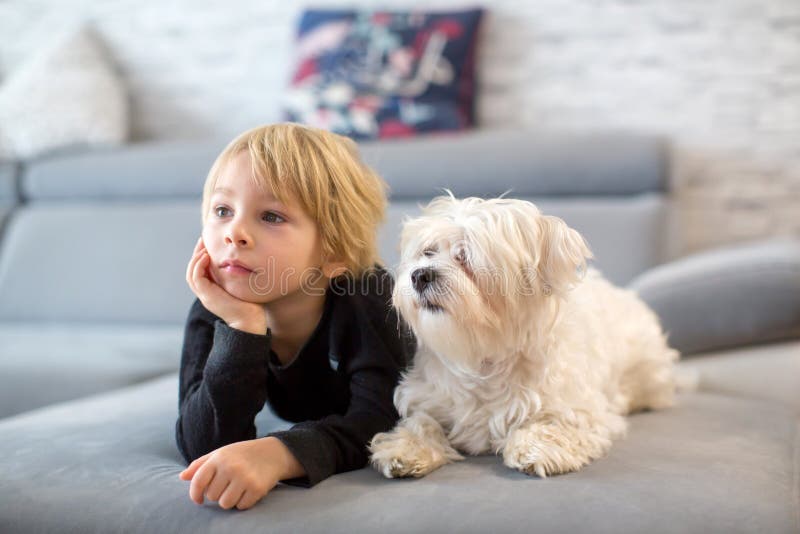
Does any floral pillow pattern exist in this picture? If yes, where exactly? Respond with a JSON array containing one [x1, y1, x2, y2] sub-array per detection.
[[284, 9, 484, 139]]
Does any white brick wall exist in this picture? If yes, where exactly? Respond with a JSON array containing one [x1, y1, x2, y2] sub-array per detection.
[[1, 0, 798, 255]]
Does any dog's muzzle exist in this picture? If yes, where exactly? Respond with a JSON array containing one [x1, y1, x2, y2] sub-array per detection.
[[411, 267, 437, 293]]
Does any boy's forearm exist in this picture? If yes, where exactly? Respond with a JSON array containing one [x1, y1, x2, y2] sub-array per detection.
[[257, 436, 307, 481]]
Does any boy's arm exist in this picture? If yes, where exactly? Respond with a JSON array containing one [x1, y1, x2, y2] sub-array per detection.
[[267, 366, 400, 487], [175, 299, 272, 463], [266, 294, 413, 487]]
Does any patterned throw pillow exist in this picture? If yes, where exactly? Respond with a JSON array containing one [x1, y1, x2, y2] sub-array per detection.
[[284, 8, 484, 140]]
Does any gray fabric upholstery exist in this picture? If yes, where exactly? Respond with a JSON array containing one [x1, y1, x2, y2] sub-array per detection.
[[629, 238, 800, 355], [0, 196, 665, 326], [22, 139, 222, 201], [0, 160, 18, 288], [0, 130, 673, 422], [360, 129, 668, 198], [0, 362, 797, 534], [20, 130, 667, 201], [678, 340, 800, 414], [0, 208, 10, 236], [0, 323, 183, 418], [382, 194, 667, 286], [0, 160, 18, 206], [0, 201, 201, 324], [0, 130, 798, 533]]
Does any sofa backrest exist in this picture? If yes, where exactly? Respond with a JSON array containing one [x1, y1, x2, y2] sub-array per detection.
[[0, 129, 670, 325]]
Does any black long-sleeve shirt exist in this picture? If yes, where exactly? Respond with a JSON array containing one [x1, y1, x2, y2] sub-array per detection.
[[175, 267, 415, 487]]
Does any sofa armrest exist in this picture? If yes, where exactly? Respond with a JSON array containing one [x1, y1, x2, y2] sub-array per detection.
[[628, 237, 800, 356]]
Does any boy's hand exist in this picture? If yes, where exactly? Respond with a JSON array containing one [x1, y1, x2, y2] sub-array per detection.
[[186, 237, 268, 335], [178, 437, 305, 510]]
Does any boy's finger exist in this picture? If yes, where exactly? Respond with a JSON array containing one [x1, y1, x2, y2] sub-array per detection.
[[189, 463, 216, 505], [204, 472, 230, 502], [186, 254, 199, 290], [186, 244, 207, 285], [188, 240, 203, 267], [179, 462, 199, 480], [187, 238, 206, 272], [195, 253, 222, 295], [219, 481, 247, 510], [192, 253, 211, 292], [187, 262, 203, 297], [179, 454, 209, 479], [235, 488, 263, 511]]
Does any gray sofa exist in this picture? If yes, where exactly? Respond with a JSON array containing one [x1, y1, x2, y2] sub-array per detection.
[[0, 129, 797, 533]]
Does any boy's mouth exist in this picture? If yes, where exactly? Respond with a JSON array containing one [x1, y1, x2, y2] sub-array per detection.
[[219, 259, 253, 274]]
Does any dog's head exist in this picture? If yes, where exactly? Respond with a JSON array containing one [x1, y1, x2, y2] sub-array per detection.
[[392, 194, 592, 369]]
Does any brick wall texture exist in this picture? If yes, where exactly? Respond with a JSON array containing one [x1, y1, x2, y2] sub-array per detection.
[[1, 0, 798, 255]]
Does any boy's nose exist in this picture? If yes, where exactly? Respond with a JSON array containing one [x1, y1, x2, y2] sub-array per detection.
[[225, 224, 252, 247], [225, 235, 249, 246]]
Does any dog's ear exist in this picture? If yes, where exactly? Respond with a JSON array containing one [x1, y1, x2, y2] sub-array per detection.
[[533, 215, 593, 296]]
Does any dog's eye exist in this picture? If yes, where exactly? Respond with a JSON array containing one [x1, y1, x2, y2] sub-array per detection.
[[454, 248, 467, 265], [422, 247, 437, 258]]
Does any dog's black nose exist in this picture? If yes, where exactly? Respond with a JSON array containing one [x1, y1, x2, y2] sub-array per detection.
[[411, 267, 437, 292]]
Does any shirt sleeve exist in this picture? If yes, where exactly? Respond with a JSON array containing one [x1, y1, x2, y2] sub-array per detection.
[[175, 299, 271, 463], [267, 273, 413, 487]]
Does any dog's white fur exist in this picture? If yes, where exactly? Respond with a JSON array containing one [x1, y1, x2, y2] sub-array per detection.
[[369, 195, 678, 479]]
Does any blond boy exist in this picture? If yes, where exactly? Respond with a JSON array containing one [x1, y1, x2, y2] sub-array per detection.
[[176, 123, 412, 510]]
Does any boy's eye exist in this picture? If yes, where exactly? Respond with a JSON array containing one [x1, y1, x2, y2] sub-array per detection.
[[214, 206, 232, 217], [262, 211, 285, 224]]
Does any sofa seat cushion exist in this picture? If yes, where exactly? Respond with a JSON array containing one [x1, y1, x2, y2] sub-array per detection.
[[677, 340, 800, 415], [0, 323, 182, 418], [0, 371, 796, 533]]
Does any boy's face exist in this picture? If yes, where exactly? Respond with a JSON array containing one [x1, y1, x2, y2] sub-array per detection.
[[202, 150, 329, 304]]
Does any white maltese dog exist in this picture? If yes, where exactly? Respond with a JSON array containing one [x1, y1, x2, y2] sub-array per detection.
[[370, 195, 678, 479]]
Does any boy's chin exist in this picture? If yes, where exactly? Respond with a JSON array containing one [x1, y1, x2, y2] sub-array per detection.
[[219, 275, 327, 305], [218, 280, 269, 304]]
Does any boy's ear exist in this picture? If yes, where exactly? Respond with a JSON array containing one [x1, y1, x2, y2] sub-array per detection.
[[321, 260, 348, 279]]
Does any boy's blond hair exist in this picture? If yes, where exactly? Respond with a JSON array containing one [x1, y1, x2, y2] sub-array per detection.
[[202, 123, 388, 277]]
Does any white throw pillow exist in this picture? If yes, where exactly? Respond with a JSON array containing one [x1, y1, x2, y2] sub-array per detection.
[[0, 26, 129, 159]]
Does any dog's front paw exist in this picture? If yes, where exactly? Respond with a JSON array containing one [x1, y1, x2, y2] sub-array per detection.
[[373, 454, 422, 479], [502, 422, 613, 478], [369, 428, 449, 479], [502, 442, 557, 479]]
